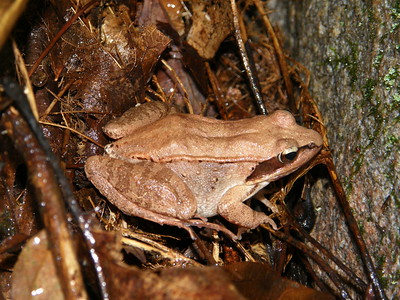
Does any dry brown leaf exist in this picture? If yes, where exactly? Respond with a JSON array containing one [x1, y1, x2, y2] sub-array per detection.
[[187, 0, 233, 59], [223, 262, 335, 300], [11, 230, 63, 300]]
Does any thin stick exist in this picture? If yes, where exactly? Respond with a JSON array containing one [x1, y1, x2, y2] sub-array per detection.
[[41, 80, 75, 118], [39, 121, 104, 148], [3, 102, 89, 300], [264, 225, 352, 299], [12, 39, 39, 119], [205, 62, 229, 120], [2, 78, 109, 299], [286, 207, 367, 292], [230, 0, 267, 115], [325, 159, 388, 300], [161, 59, 194, 114]]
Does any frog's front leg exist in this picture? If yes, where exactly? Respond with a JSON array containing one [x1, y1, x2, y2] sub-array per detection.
[[85, 156, 197, 221], [217, 184, 278, 230]]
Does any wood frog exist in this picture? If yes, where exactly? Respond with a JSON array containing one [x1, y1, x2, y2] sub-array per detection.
[[85, 102, 323, 239]]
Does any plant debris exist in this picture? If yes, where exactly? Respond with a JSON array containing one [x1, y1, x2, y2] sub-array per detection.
[[0, 1, 387, 299]]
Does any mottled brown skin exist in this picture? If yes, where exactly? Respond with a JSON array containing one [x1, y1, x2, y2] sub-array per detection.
[[85, 102, 323, 238]]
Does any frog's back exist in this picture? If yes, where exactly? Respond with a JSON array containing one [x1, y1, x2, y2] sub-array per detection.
[[105, 111, 323, 163]]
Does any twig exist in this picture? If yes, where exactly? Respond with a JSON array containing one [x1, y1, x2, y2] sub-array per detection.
[[121, 230, 201, 267], [12, 39, 39, 119], [39, 120, 104, 148], [161, 59, 194, 114], [325, 159, 388, 300], [299, 255, 332, 294], [205, 62, 229, 120], [1, 78, 109, 299], [285, 204, 367, 292], [230, 0, 267, 115], [2, 95, 88, 299], [263, 225, 352, 299], [41, 80, 75, 118]]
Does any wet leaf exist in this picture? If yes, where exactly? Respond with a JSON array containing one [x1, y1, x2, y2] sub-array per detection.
[[11, 230, 63, 300]]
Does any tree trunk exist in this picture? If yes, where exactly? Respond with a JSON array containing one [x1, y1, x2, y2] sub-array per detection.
[[270, 1, 399, 297]]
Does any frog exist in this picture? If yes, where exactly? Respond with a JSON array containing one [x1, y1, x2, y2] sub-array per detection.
[[85, 101, 323, 239]]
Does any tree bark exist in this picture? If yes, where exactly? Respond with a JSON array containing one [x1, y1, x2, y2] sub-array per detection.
[[270, 1, 399, 297]]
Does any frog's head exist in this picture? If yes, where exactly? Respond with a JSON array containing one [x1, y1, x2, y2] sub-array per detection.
[[246, 110, 323, 184]]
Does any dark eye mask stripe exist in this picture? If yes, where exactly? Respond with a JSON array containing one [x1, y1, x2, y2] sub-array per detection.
[[246, 143, 319, 183]]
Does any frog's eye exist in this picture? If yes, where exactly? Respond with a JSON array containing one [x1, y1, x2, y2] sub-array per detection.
[[277, 147, 298, 164]]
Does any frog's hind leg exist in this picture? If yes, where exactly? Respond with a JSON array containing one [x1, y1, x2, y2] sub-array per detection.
[[85, 156, 238, 239], [85, 156, 197, 218]]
